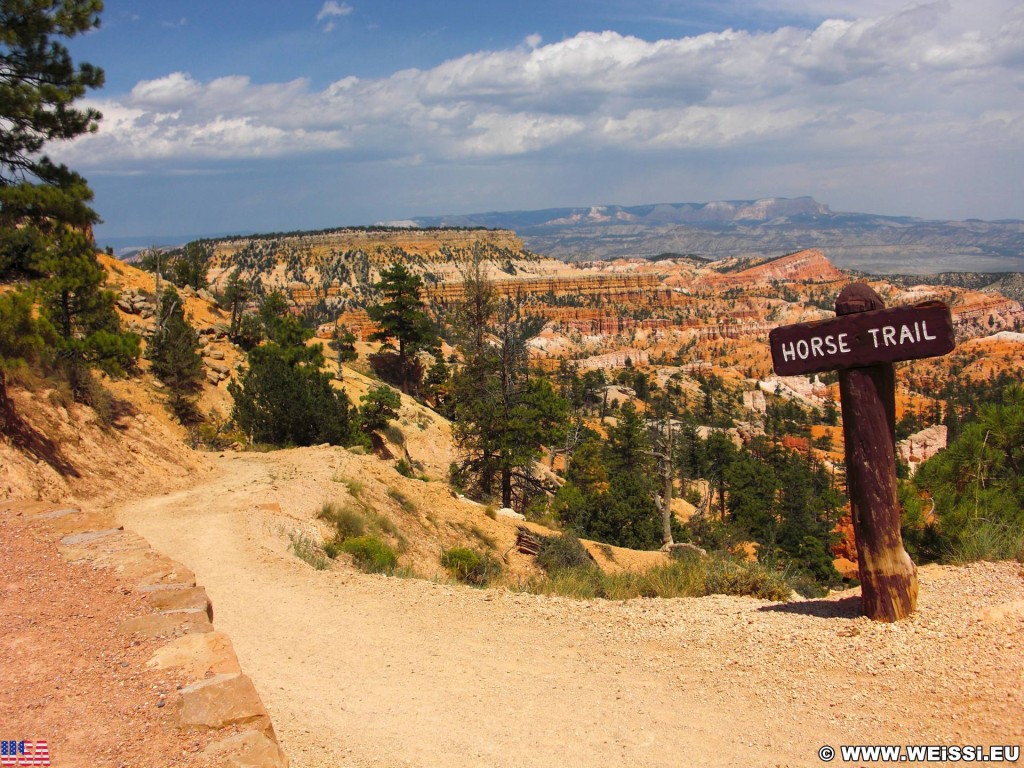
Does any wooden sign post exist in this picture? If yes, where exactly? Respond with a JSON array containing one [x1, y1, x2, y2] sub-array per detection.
[[769, 283, 955, 621]]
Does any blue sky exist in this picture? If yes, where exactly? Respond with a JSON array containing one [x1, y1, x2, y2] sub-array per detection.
[[55, 0, 1024, 244]]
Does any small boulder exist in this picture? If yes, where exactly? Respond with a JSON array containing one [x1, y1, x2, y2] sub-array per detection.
[[147, 631, 241, 679], [175, 673, 273, 733]]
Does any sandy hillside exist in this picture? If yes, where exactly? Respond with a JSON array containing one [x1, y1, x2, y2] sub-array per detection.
[[109, 447, 1024, 768]]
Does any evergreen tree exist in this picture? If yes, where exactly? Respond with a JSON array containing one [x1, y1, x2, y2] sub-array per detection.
[[228, 315, 358, 447], [724, 449, 778, 545], [605, 402, 651, 477], [1, 0, 104, 275], [0, 0, 103, 183], [32, 226, 139, 378], [0, 288, 55, 418], [367, 262, 436, 395], [449, 255, 567, 508], [221, 268, 252, 341], [422, 352, 450, 409], [147, 287, 203, 422], [359, 384, 401, 434], [912, 386, 1024, 561], [328, 324, 358, 379], [258, 290, 294, 344], [702, 430, 737, 521], [451, 300, 567, 508], [554, 404, 663, 550], [1, 0, 139, 403], [587, 471, 662, 550], [170, 240, 212, 290]]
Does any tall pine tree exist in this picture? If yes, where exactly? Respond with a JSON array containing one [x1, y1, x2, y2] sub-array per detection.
[[367, 262, 436, 395], [147, 287, 204, 423]]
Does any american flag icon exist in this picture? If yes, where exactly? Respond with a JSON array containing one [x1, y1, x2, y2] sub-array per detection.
[[0, 741, 50, 767]]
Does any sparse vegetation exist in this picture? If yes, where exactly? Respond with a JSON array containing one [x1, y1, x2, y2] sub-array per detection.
[[441, 547, 502, 586], [340, 535, 399, 574], [288, 531, 331, 570], [319, 501, 366, 541], [387, 487, 416, 514], [522, 552, 790, 602], [536, 532, 593, 573]]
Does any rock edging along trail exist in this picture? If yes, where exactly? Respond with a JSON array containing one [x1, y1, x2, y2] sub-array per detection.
[[0, 499, 289, 768]]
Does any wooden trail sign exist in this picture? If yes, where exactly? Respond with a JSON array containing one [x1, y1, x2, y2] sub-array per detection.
[[769, 283, 956, 622], [768, 301, 954, 377]]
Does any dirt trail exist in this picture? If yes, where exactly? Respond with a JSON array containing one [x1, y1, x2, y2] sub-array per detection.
[[112, 449, 1024, 768]]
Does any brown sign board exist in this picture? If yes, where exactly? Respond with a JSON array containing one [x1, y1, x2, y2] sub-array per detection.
[[769, 300, 955, 377]]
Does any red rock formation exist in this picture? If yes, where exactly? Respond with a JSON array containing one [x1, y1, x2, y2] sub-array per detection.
[[698, 249, 846, 289]]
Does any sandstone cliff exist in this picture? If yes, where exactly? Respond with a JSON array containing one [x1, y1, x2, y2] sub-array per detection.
[[698, 249, 846, 289]]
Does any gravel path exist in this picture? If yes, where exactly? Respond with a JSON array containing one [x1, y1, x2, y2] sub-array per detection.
[[113, 450, 1024, 768], [0, 510, 216, 768]]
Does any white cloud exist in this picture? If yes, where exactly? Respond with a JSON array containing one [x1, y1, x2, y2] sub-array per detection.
[[57, 0, 1023, 206], [317, 1, 353, 32]]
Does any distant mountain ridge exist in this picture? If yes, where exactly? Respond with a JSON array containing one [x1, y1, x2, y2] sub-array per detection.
[[406, 197, 1024, 274]]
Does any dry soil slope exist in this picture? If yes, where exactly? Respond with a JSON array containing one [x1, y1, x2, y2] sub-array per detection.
[[111, 447, 1024, 768]]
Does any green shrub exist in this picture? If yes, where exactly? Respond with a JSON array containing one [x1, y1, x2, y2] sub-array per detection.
[[441, 547, 501, 586], [340, 535, 398, 574], [536, 533, 594, 573], [702, 554, 791, 601], [323, 539, 342, 559]]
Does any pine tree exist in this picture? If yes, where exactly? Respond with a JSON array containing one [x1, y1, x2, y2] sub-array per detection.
[[1, 0, 139, 400], [328, 324, 358, 380], [0, 288, 55, 422], [35, 226, 138, 375], [451, 296, 566, 509], [147, 287, 204, 422], [221, 269, 251, 339], [228, 313, 359, 447], [359, 384, 401, 434], [367, 263, 436, 395], [170, 240, 212, 290], [1, 0, 105, 274]]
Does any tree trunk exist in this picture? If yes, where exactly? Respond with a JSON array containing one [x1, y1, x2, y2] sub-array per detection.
[[60, 289, 73, 339], [480, 449, 495, 499], [501, 467, 512, 509], [0, 369, 10, 433], [836, 283, 918, 621], [660, 420, 675, 547]]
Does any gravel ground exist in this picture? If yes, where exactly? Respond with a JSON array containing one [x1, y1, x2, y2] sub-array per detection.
[[0, 512, 221, 768]]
